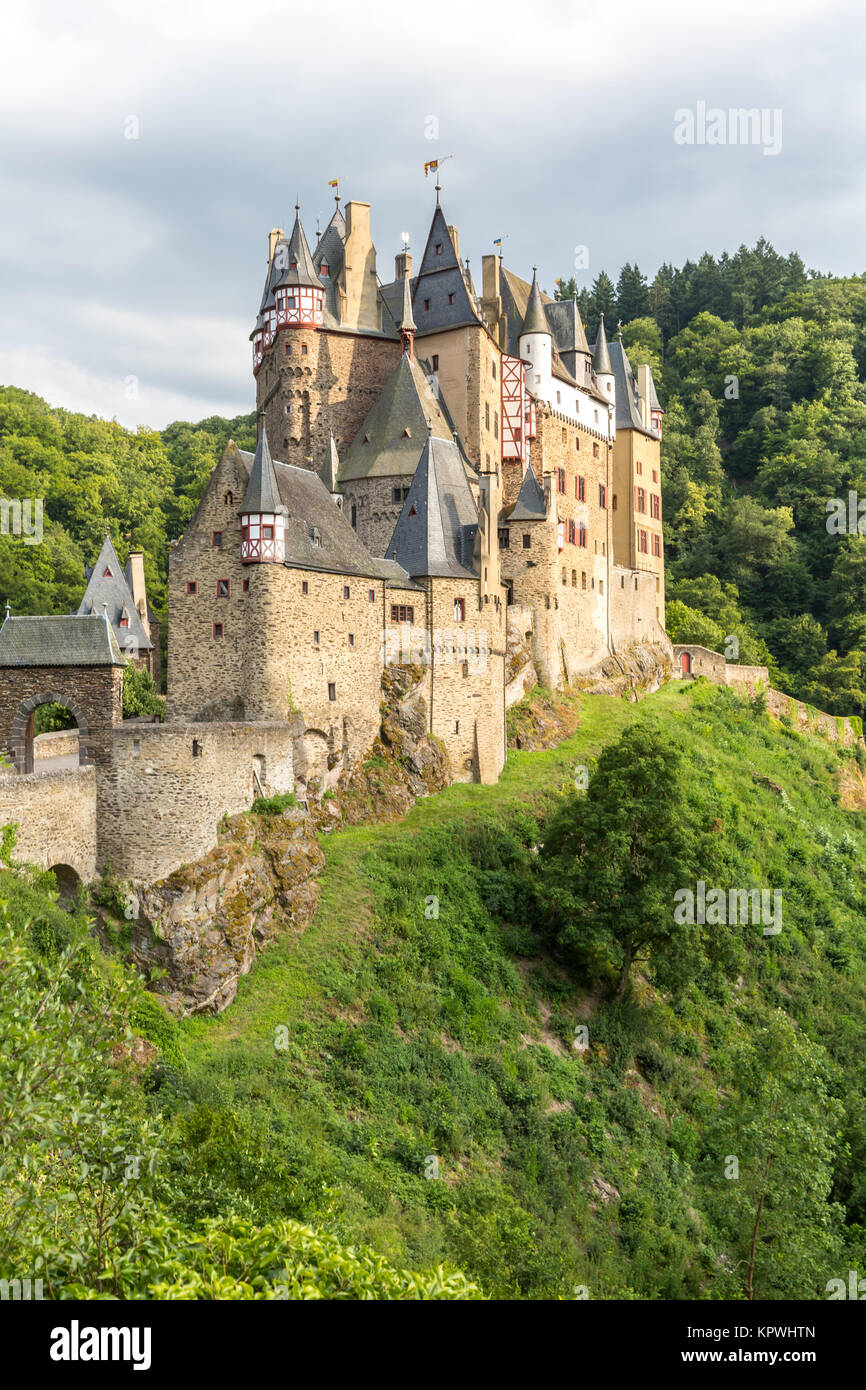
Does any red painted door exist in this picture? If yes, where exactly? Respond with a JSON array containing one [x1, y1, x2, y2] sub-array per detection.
[[681, 651, 692, 675]]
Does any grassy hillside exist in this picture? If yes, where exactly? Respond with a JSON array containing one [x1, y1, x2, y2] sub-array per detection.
[[159, 680, 866, 1300]]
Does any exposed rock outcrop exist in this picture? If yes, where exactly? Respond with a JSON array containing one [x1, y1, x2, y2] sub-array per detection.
[[570, 641, 673, 699]]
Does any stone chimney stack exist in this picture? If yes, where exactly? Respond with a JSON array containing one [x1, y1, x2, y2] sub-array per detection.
[[126, 551, 150, 637], [338, 201, 379, 331], [268, 228, 283, 262], [637, 364, 651, 430]]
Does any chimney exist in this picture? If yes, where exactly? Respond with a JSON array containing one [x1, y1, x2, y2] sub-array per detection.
[[448, 225, 460, 260], [395, 250, 413, 281], [340, 201, 379, 331], [482, 254, 500, 303], [637, 364, 651, 430], [268, 227, 283, 262], [126, 552, 150, 637]]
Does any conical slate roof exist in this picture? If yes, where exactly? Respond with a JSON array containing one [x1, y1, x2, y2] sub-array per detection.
[[507, 463, 547, 521], [385, 435, 478, 579], [593, 314, 612, 375], [320, 432, 340, 493], [272, 211, 323, 291], [242, 426, 286, 514], [520, 270, 550, 337], [338, 354, 452, 482]]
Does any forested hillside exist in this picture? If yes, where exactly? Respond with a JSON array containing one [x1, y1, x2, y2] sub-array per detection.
[[4, 682, 866, 1298]]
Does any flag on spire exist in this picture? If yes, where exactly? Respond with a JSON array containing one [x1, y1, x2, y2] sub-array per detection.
[[424, 160, 439, 176], [327, 178, 339, 188], [493, 238, 502, 246]]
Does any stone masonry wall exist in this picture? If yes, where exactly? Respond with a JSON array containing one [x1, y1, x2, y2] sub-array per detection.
[[0, 765, 97, 882], [340, 473, 415, 559], [0, 663, 123, 772], [610, 566, 665, 652], [257, 326, 401, 471], [98, 720, 295, 883], [34, 728, 80, 759]]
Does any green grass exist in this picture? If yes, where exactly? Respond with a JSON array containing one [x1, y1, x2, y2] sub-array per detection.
[[166, 682, 866, 1300]]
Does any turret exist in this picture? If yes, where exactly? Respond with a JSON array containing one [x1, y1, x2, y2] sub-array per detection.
[[593, 314, 615, 403], [240, 424, 288, 563], [518, 269, 552, 392], [272, 206, 325, 328], [399, 269, 416, 360]]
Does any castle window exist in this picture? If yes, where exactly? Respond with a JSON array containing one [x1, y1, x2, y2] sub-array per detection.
[[594, 410, 599, 422], [621, 575, 625, 588], [302, 580, 309, 595], [575, 436, 581, 451], [262, 524, 274, 539], [435, 243, 442, 255], [637, 461, 643, 475], [522, 533, 531, 549], [598, 484, 607, 508], [310, 527, 322, 547], [571, 570, 577, 587], [186, 581, 197, 595], [192, 739, 202, 758], [582, 572, 587, 590], [368, 589, 375, 602], [448, 293, 455, 305], [212, 531, 222, 546], [593, 443, 599, 459], [213, 622, 223, 638], [455, 720, 460, 733], [577, 476, 586, 502], [217, 579, 229, 597], [498, 527, 509, 548], [494, 410, 499, 440], [286, 343, 292, 354], [401, 429, 411, 438], [612, 494, 618, 510], [314, 630, 320, 644], [103, 567, 112, 578], [561, 568, 566, 585], [391, 604, 414, 623], [485, 402, 490, 430], [653, 469, 658, 483], [492, 359, 497, 380], [424, 298, 430, 311], [343, 585, 350, 600], [578, 523, 587, 547], [119, 617, 128, 628], [301, 344, 308, 355], [651, 494, 661, 520], [454, 597, 466, 622], [243, 578, 250, 592], [328, 682, 336, 701], [599, 580, 604, 595], [351, 505, 357, 529], [133, 738, 140, 758], [557, 468, 566, 493], [638, 529, 649, 554], [568, 519, 576, 544], [409, 505, 417, 516], [225, 490, 233, 504], [348, 633, 355, 647], [432, 355, 439, 370], [652, 533, 662, 556], [557, 393, 561, 406], [635, 487, 646, 514], [320, 260, 329, 276]]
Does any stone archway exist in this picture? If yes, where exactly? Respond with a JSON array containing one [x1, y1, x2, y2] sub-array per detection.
[[10, 692, 91, 774], [49, 863, 81, 906]]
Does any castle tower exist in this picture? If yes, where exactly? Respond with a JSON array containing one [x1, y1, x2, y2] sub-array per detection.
[[518, 270, 553, 395], [240, 424, 288, 563]]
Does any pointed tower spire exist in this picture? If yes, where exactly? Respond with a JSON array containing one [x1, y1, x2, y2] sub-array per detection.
[[593, 313, 612, 376], [520, 268, 550, 337], [320, 431, 340, 495], [240, 424, 288, 563]]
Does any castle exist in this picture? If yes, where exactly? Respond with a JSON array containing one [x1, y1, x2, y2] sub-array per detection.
[[0, 186, 669, 888]]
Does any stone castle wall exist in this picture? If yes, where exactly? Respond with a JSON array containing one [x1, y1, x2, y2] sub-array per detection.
[[610, 566, 664, 652], [340, 473, 414, 559], [0, 765, 97, 883], [98, 720, 295, 882], [0, 663, 123, 772], [257, 326, 401, 471]]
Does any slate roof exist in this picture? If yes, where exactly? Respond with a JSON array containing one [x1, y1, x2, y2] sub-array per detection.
[[385, 436, 479, 580], [410, 206, 483, 336], [592, 315, 612, 376], [338, 353, 453, 482], [520, 271, 549, 336], [241, 426, 286, 515], [272, 212, 324, 292], [235, 447, 411, 582], [505, 463, 547, 521], [77, 534, 152, 651], [608, 340, 660, 438], [499, 266, 607, 401], [0, 613, 125, 667], [646, 365, 663, 413]]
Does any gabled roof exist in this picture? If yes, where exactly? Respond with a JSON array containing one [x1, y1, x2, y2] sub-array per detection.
[[272, 211, 324, 292], [338, 353, 453, 482], [520, 271, 550, 336], [410, 205, 482, 335], [592, 315, 612, 376], [241, 425, 286, 515], [77, 534, 152, 650], [385, 435, 479, 580], [608, 340, 659, 438], [506, 463, 547, 521], [0, 613, 125, 667], [234, 446, 412, 582]]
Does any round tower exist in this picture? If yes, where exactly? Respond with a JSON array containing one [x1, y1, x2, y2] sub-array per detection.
[[518, 269, 552, 392], [593, 314, 615, 403]]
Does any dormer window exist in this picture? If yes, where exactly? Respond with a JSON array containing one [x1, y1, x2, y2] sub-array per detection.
[[119, 617, 128, 628], [435, 243, 442, 255], [401, 428, 410, 438], [103, 567, 112, 578], [424, 299, 430, 311], [310, 527, 322, 547], [320, 260, 329, 276]]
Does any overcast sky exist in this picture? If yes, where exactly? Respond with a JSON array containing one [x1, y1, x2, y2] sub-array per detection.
[[1, 0, 863, 429]]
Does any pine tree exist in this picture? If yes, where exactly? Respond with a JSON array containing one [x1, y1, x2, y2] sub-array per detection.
[[615, 263, 649, 324]]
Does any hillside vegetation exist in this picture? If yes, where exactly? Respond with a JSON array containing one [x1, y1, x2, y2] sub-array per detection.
[[3, 680, 865, 1299]]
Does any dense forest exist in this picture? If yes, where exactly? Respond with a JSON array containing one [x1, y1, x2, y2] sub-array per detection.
[[2, 237, 866, 723]]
